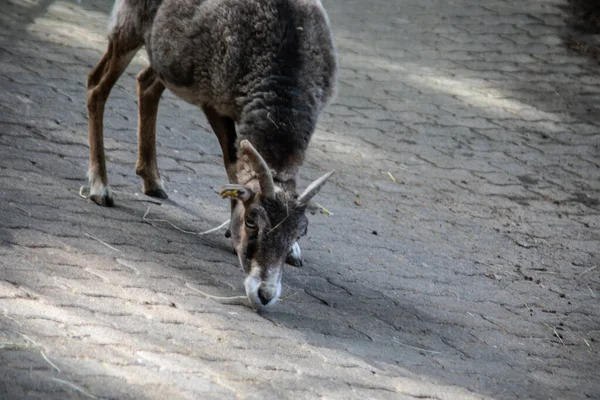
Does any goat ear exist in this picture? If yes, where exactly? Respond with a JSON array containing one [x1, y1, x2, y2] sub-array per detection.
[[220, 184, 254, 202], [298, 170, 335, 206], [239, 140, 275, 199]]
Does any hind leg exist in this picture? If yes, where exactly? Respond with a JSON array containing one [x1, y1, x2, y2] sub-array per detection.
[[87, 39, 140, 206], [135, 66, 167, 198]]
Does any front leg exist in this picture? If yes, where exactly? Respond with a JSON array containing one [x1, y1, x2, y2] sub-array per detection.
[[135, 66, 167, 198], [202, 106, 238, 237], [202, 106, 238, 184]]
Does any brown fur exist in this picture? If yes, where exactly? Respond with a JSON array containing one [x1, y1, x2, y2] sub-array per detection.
[[86, 0, 337, 308]]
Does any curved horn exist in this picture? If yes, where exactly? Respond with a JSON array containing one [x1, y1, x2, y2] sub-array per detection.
[[298, 170, 335, 206], [240, 140, 275, 199]]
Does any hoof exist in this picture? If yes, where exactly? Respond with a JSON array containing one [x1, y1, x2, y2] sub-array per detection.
[[145, 188, 168, 199], [90, 194, 114, 207], [224, 228, 231, 238]]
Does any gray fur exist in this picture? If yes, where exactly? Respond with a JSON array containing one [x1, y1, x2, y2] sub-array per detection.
[[110, 0, 336, 183], [95, 0, 337, 309]]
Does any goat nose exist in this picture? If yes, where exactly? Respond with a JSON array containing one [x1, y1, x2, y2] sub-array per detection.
[[244, 269, 282, 309], [257, 286, 274, 305]]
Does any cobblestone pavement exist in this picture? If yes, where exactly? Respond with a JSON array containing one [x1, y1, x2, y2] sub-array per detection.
[[1, 0, 599, 399]]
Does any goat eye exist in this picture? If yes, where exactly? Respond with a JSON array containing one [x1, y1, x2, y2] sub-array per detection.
[[245, 218, 257, 229]]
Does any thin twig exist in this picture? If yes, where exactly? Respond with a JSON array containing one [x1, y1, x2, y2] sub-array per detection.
[[544, 323, 565, 346], [84, 233, 120, 252], [12, 330, 39, 347], [268, 215, 289, 234], [0, 341, 35, 350], [116, 258, 140, 275], [83, 268, 110, 283], [391, 338, 442, 354], [143, 206, 196, 234], [143, 207, 229, 235], [553, 89, 567, 105], [79, 185, 88, 199], [369, 332, 441, 355], [268, 196, 289, 234], [198, 219, 231, 235], [279, 290, 301, 302], [41, 351, 61, 373], [9, 203, 29, 215], [185, 282, 248, 302], [578, 265, 598, 276], [387, 171, 397, 182], [117, 258, 140, 275], [1, 308, 22, 326], [51, 378, 98, 399], [135, 196, 163, 205], [314, 202, 333, 216]]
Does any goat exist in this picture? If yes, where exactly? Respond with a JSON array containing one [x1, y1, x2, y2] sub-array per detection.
[[86, 0, 337, 309]]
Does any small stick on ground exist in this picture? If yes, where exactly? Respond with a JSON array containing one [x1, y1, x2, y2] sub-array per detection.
[[391, 338, 442, 354], [1, 308, 22, 326], [544, 323, 566, 346], [143, 206, 229, 235], [9, 203, 29, 215], [51, 378, 98, 399], [185, 282, 248, 303], [84, 233, 120, 252], [116, 258, 140, 275], [11, 330, 39, 347], [578, 265, 597, 276], [41, 351, 61, 373], [279, 290, 301, 302], [79, 185, 88, 199], [313, 202, 333, 216], [197, 219, 230, 235]]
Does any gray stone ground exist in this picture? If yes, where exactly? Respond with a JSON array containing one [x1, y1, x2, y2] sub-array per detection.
[[0, 0, 598, 398]]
